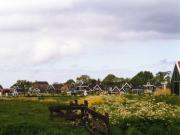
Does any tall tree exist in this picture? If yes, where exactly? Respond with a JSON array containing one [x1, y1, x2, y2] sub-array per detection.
[[76, 75, 91, 85], [102, 74, 124, 87], [153, 71, 171, 86], [66, 79, 75, 85], [130, 71, 154, 87]]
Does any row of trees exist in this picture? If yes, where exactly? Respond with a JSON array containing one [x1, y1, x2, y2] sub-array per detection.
[[11, 71, 171, 90]]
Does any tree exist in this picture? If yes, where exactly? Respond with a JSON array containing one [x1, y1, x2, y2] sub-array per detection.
[[153, 71, 171, 87], [76, 75, 91, 85], [102, 74, 124, 87], [66, 79, 75, 85], [89, 78, 98, 87], [130, 71, 154, 88], [12, 80, 32, 94], [65, 79, 75, 90]]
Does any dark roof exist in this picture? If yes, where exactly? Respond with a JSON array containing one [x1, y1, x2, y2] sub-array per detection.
[[34, 81, 49, 85], [32, 81, 49, 92], [53, 83, 63, 89], [0, 85, 3, 89]]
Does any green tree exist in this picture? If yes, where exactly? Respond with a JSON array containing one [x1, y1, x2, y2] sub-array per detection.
[[102, 74, 124, 87], [66, 79, 75, 85], [130, 71, 154, 87], [12, 80, 32, 94], [153, 71, 171, 87], [76, 75, 91, 85], [89, 78, 98, 87]]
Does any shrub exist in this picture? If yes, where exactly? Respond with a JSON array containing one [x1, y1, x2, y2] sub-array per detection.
[[168, 126, 180, 135], [110, 126, 123, 135], [126, 127, 143, 135], [147, 125, 165, 135], [154, 88, 171, 96]]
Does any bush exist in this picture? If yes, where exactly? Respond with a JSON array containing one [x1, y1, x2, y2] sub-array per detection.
[[147, 125, 165, 135], [126, 128, 143, 135], [168, 126, 180, 135], [110, 126, 123, 135]]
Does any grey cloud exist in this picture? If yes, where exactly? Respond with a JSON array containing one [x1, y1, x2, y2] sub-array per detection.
[[72, 0, 180, 36], [0, 0, 179, 40]]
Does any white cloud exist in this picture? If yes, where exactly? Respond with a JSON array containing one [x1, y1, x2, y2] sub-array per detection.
[[0, 0, 77, 12], [0, 0, 179, 87], [32, 36, 82, 64]]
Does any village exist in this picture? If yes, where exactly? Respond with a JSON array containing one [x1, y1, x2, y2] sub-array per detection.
[[0, 62, 179, 97], [0, 63, 179, 135]]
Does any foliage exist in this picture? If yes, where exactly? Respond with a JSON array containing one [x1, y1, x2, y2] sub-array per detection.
[[152, 71, 171, 86], [12, 80, 32, 93], [147, 125, 165, 135], [65, 79, 75, 85], [130, 71, 154, 87], [154, 95, 180, 106], [126, 128, 143, 135], [154, 88, 171, 96], [76, 75, 91, 85], [102, 74, 127, 87], [95, 95, 180, 134]]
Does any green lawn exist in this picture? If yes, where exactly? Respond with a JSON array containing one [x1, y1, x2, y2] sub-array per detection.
[[0, 96, 89, 135]]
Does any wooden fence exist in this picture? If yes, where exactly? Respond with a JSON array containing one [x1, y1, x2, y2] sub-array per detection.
[[49, 100, 110, 135]]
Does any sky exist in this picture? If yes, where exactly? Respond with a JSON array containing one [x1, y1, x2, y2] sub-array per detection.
[[0, 0, 180, 87]]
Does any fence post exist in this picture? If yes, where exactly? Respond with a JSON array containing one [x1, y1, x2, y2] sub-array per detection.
[[84, 100, 88, 107], [75, 100, 78, 105], [70, 101, 73, 106]]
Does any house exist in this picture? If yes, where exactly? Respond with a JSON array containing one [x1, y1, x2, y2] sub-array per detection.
[[110, 86, 121, 94], [132, 88, 144, 95], [28, 87, 40, 95], [47, 85, 55, 93], [92, 84, 102, 91], [61, 84, 71, 93], [0, 89, 11, 96], [53, 83, 63, 93], [32, 81, 49, 93], [143, 82, 155, 93], [171, 62, 180, 95], [11, 85, 25, 94], [161, 81, 168, 90], [120, 82, 132, 93], [110, 86, 126, 94], [71, 84, 91, 95]]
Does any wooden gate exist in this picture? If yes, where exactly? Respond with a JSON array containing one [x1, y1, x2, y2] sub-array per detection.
[[49, 100, 110, 135]]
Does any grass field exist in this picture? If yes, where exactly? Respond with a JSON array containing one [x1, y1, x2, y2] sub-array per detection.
[[0, 95, 180, 135], [0, 96, 88, 135]]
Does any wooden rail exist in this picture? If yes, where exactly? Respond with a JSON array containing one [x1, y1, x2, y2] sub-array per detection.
[[49, 100, 109, 135]]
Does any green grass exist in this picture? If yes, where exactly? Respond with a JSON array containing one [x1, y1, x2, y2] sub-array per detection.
[[0, 97, 88, 135]]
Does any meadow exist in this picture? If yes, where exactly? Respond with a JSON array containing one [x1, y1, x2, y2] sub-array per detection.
[[0, 94, 179, 135]]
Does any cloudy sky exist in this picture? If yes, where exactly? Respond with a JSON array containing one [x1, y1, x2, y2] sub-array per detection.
[[0, 0, 180, 87]]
